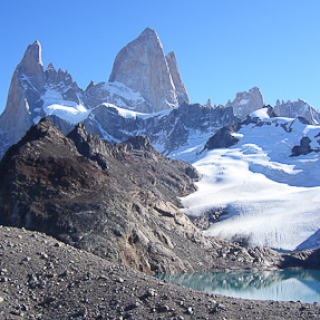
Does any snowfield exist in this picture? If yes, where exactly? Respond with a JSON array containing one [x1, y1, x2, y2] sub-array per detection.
[[178, 109, 320, 251], [40, 90, 89, 124]]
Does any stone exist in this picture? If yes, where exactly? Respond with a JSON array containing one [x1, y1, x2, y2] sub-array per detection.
[[166, 51, 189, 106], [291, 136, 312, 156], [203, 122, 241, 150], [227, 87, 264, 118], [205, 99, 213, 108], [109, 28, 187, 113], [0, 41, 83, 158], [274, 99, 320, 125], [146, 288, 157, 297]]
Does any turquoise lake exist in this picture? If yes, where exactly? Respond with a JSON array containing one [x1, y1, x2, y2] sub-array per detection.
[[155, 270, 320, 303]]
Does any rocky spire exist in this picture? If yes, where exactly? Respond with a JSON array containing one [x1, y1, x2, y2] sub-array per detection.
[[0, 41, 45, 146], [229, 87, 264, 118], [166, 51, 189, 106], [45, 62, 58, 83], [205, 99, 213, 108], [109, 28, 184, 113], [18, 40, 45, 89]]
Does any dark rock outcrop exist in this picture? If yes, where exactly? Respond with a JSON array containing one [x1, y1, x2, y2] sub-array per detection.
[[203, 122, 241, 151], [291, 136, 312, 156], [0, 119, 202, 273]]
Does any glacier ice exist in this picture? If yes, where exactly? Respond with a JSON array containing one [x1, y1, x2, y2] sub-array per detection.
[[179, 110, 320, 251]]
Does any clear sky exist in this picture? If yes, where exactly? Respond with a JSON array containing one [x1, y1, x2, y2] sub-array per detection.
[[0, 0, 319, 114]]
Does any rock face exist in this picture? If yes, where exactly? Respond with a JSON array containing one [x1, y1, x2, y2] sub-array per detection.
[[0, 41, 85, 158], [226, 87, 264, 118], [83, 102, 240, 155], [203, 122, 241, 150], [166, 51, 190, 106], [0, 119, 287, 273], [0, 118, 206, 273], [109, 28, 188, 112], [274, 99, 320, 125], [291, 136, 313, 156], [0, 41, 44, 147]]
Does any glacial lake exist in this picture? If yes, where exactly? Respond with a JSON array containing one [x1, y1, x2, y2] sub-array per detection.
[[155, 270, 320, 303]]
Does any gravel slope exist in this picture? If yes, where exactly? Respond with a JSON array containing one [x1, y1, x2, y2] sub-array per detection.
[[1, 226, 320, 320]]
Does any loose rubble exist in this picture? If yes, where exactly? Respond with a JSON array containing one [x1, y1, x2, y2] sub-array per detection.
[[1, 226, 320, 320]]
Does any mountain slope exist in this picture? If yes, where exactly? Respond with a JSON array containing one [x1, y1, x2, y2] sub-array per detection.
[[0, 118, 286, 273], [180, 108, 320, 251]]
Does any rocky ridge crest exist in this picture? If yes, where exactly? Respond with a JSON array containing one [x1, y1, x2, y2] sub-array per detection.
[[0, 28, 190, 157], [1, 30, 319, 163], [275, 98, 320, 125]]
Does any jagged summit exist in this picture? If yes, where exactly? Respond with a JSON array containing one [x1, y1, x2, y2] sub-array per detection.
[[20, 40, 43, 68], [226, 86, 264, 118], [166, 51, 190, 106], [138, 27, 160, 42], [108, 28, 189, 113], [0, 30, 319, 163], [0, 41, 45, 147], [274, 98, 320, 125], [18, 40, 45, 89], [46, 62, 55, 71]]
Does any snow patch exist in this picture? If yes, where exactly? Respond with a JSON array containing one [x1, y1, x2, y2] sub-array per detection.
[[41, 89, 89, 124], [240, 98, 250, 105], [250, 108, 270, 119], [98, 103, 148, 118]]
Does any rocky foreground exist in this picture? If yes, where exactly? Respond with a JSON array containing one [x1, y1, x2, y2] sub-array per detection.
[[1, 226, 320, 320]]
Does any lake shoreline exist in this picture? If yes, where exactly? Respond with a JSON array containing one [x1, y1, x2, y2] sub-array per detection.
[[1, 225, 320, 320]]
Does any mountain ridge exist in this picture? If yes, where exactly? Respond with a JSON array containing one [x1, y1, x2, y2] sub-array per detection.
[[0, 28, 319, 161], [1, 28, 320, 254]]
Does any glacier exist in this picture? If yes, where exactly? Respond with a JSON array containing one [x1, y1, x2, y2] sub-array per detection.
[[178, 108, 320, 251]]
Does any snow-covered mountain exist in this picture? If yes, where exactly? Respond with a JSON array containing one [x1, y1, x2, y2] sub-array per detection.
[[180, 108, 320, 251], [0, 28, 191, 158], [1, 28, 320, 252]]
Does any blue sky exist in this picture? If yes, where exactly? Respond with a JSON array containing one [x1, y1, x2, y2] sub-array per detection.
[[0, 0, 319, 113]]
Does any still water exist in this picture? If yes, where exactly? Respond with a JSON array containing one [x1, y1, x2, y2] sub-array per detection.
[[155, 270, 320, 303]]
